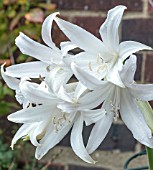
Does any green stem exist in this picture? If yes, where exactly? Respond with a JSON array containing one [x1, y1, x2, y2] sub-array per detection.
[[146, 147, 153, 170]]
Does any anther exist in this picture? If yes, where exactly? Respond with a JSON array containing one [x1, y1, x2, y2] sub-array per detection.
[[88, 61, 93, 71]]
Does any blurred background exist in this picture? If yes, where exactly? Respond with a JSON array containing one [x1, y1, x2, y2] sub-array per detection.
[[0, 0, 153, 169]]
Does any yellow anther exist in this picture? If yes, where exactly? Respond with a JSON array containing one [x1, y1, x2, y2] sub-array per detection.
[[52, 116, 56, 124], [22, 135, 30, 141]]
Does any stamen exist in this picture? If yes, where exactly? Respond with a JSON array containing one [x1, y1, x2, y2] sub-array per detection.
[[97, 64, 107, 73], [88, 61, 93, 71], [110, 102, 120, 121], [52, 113, 71, 132], [97, 53, 104, 64], [52, 116, 56, 124]]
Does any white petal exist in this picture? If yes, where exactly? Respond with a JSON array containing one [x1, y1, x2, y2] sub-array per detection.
[[19, 80, 58, 104], [71, 115, 96, 164], [100, 5, 126, 53], [6, 61, 48, 78], [1, 63, 19, 90], [35, 112, 73, 160], [86, 113, 114, 154], [71, 62, 105, 90], [86, 90, 114, 154], [11, 123, 34, 149], [74, 52, 107, 79], [119, 41, 152, 61], [106, 58, 124, 87], [46, 67, 72, 93], [54, 17, 103, 54], [58, 85, 73, 102], [15, 32, 60, 63], [42, 12, 60, 49], [79, 83, 113, 110], [82, 108, 106, 126], [63, 55, 76, 66], [29, 123, 41, 146], [7, 105, 53, 123], [129, 84, 153, 101], [120, 89, 153, 148], [29, 120, 49, 147], [60, 41, 78, 56], [119, 55, 136, 85], [74, 82, 87, 100]]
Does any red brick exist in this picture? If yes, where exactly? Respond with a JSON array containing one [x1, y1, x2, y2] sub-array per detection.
[[135, 53, 143, 81], [144, 54, 153, 83], [51, 0, 143, 11], [72, 16, 105, 38], [122, 19, 153, 48], [51, 0, 111, 11], [58, 123, 136, 152], [52, 21, 69, 47], [111, 0, 143, 11]]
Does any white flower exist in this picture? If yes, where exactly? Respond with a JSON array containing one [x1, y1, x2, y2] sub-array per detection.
[[5, 12, 77, 91], [71, 55, 153, 154], [54, 5, 152, 87], [1, 63, 29, 108], [8, 74, 105, 163]]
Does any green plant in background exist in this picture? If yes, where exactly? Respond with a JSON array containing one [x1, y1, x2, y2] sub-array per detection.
[[0, 81, 15, 115], [0, 137, 17, 170], [0, 0, 56, 115], [0, 0, 56, 63], [0, 137, 51, 170]]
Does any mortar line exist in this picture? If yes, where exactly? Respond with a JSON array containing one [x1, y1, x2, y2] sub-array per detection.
[[59, 10, 152, 19], [142, 0, 148, 17], [141, 52, 146, 83]]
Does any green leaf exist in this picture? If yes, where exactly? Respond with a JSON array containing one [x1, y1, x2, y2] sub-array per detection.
[[0, 101, 10, 115], [137, 101, 153, 132], [3, 85, 14, 96]]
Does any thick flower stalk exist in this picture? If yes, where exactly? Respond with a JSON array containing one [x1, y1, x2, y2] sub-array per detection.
[[1, 5, 153, 165]]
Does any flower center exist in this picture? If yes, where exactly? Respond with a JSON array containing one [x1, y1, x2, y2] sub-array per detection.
[[88, 53, 108, 75], [51, 112, 71, 132]]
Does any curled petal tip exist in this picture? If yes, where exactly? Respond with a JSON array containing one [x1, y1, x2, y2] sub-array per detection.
[[93, 160, 98, 164], [10, 143, 14, 150]]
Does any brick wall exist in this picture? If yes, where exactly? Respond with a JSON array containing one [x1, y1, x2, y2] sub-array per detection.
[[42, 0, 152, 169]]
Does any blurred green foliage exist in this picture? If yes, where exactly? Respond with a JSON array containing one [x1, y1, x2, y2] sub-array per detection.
[[0, 0, 56, 115], [0, 138, 50, 169], [0, 0, 56, 62]]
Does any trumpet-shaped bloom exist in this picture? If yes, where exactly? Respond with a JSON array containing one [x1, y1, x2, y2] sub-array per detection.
[[54, 5, 152, 87], [8, 75, 105, 163], [71, 55, 153, 153], [5, 13, 77, 91]]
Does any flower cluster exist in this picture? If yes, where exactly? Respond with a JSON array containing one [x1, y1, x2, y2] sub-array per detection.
[[2, 5, 153, 164]]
